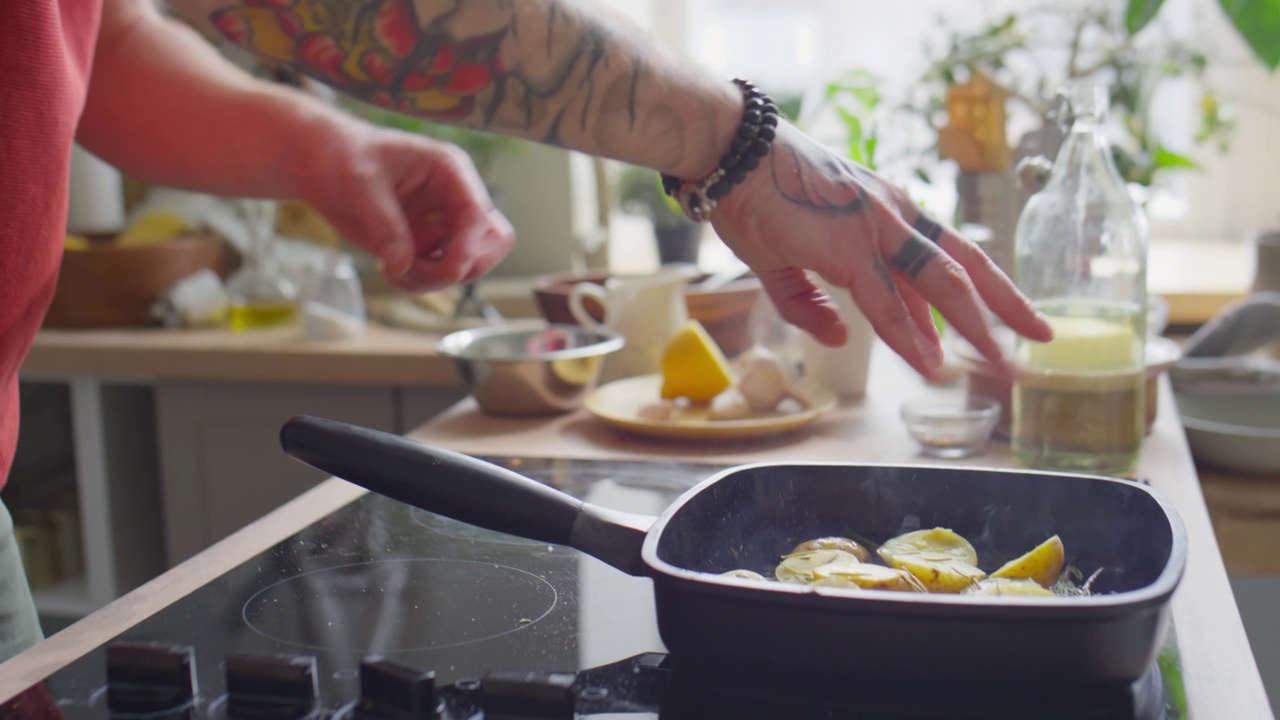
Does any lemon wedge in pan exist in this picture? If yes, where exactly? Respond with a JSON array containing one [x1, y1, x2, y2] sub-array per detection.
[[991, 535, 1065, 588], [964, 578, 1057, 597]]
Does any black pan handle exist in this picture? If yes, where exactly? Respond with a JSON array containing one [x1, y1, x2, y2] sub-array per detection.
[[279, 415, 655, 575]]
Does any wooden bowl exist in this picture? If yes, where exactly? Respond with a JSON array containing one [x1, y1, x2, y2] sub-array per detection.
[[44, 233, 226, 328], [533, 269, 762, 357]]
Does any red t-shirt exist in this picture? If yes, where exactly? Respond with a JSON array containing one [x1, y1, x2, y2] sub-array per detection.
[[0, 2, 103, 486]]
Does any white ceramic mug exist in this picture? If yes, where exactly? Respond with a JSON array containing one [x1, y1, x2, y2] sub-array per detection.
[[568, 264, 699, 383], [800, 279, 875, 397]]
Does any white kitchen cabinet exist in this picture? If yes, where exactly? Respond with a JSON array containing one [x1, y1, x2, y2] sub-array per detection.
[[155, 381, 464, 566], [10, 378, 166, 618]]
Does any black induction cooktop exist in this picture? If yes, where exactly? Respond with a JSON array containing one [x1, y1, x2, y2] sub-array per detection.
[[2, 457, 1187, 719]]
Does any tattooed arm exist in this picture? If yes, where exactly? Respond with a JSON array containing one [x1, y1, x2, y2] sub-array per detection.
[[174, 0, 739, 181], [79, 0, 515, 289]]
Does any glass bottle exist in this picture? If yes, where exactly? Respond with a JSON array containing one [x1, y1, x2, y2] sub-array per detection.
[[1010, 77, 1149, 477], [226, 199, 299, 330], [300, 251, 367, 341]]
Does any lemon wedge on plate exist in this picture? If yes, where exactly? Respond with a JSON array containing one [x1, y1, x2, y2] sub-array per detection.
[[660, 319, 736, 403]]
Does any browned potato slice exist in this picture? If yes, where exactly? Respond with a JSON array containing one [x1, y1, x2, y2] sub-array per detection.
[[775, 549, 861, 584], [790, 536, 872, 563], [810, 563, 928, 593], [719, 569, 767, 581], [877, 527, 985, 593]]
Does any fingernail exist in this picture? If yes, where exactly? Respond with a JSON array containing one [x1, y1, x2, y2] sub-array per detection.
[[1036, 312, 1055, 337], [919, 339, 943, 371], [383, 246, 411, 276]]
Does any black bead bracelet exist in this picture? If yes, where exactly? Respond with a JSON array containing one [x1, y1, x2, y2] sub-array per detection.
[[661, 79, 779, 222]]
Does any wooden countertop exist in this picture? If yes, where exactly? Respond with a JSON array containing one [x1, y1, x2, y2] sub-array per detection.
[[22, 322, 459, 387], [18, 236, 1255, 385], [1, 344, 1270, 719], [1150, 238, 1255, 326]]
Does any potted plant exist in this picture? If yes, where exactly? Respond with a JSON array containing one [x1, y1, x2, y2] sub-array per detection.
[[616, 165, 702, 265]]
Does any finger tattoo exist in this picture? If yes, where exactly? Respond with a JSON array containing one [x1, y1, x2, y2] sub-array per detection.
[[890, 236, 940, 279], [910, 213, 944, 244]]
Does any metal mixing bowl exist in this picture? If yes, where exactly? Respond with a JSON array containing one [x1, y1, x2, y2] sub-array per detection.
[[437, 322, 624, 416]]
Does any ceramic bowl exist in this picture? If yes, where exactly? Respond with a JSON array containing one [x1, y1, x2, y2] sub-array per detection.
[[45, 233, 226, 328], [1176, 392, 1280, 474]]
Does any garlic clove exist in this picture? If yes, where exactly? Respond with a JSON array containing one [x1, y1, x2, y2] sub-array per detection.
[[708, 386, 751, 420], [738, 347, 810, 413], [638, 402, 673, 421]]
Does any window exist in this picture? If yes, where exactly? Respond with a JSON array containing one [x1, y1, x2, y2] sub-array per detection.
[[653, 0, 1279, 244]]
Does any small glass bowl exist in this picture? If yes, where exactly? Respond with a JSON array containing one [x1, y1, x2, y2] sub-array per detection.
[[901, 396, 1002, 458]]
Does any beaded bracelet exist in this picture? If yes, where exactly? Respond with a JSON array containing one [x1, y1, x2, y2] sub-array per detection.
[[661, 79, 780, 223]]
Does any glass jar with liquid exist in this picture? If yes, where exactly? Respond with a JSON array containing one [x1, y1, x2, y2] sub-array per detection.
[[1011, 77, 1149, 477], [226, 199, 298, 330]]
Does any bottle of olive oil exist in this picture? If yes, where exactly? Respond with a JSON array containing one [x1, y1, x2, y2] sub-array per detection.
[[225, 200, 298, 330], [227, 300, 297, 330], [1011, 78, 1149, 477]]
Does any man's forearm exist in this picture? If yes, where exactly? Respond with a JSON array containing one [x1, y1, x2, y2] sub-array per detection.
[[174, 0, 740, 180], [79, 0, 344, 200]]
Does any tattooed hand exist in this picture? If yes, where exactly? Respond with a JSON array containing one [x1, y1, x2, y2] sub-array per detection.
[[300, 120, 515, 293], [711, 122, 1053, 378]]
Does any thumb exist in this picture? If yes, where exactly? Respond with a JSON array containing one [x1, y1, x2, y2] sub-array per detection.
[[365, 191, 417, 279], [325, 184, 416, 279]]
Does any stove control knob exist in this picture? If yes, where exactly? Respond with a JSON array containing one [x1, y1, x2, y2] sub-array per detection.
[[225, 653, 318, 720], [353, 657, 437, 720], [479, 670, 576, 720], [106, 642, 198, 715]]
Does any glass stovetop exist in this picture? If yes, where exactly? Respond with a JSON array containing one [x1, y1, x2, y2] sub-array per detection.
[[9, 456, 1187, 719]]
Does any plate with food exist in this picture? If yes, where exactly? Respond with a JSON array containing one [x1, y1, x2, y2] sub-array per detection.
[[584, 374, 836, 440], [583, 319, 837, 440]]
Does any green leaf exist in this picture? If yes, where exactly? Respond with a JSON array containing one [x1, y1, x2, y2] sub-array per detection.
[[930, 305, 946, 336], [1218, 0, 1280, 71], [1153, 147, 1200, 171], [1125, 0, 1166, 34], [835, 108, 864, 141]]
